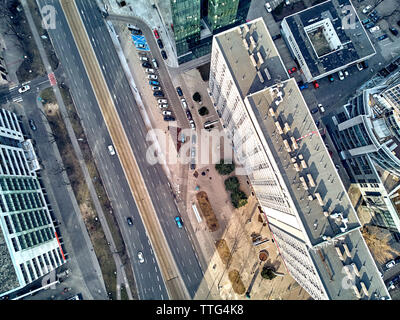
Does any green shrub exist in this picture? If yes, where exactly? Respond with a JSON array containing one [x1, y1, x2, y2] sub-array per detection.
[[198, 107, 209, 116], [216, 160, 235, 175], [225, 176, 240, 192], [231, 190, 248, 208], [261, 267, 276, 280], [193, 92, 202, 102]]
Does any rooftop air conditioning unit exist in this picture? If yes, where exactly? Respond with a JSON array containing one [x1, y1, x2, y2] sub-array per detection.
[[257, 71, 264, 83], [242, 38, 249, 50], [250, 54, 257, 67], [257, 51, 264, 65]]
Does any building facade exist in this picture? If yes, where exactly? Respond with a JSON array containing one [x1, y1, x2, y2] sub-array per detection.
[[209, 18, 389, 300], [0, 109, 64, 298]]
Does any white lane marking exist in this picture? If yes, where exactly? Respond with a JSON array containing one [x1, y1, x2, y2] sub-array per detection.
[[187, 274, 191, 282], [159, 285, 162, 291], [157, 275, 160, 282]]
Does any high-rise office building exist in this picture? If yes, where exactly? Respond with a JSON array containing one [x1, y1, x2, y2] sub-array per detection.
[[0, 109, 65, 298], [209, 17, 389, 300], [168, 0, 252, 64]]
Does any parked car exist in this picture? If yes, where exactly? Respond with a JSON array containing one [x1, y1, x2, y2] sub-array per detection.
[[18, 85, 30, 93], [186, 109, 192, 120], [372, 15, 379, 23], [311, 107, 319, 114], [361, 18, 370, 25], [158, 104, 168, 109], [328, 75, 334, 82], [369, 26, 380, 33], [108, 145, 116, 155], [151, 86, 161, 91], [315, 120, 320, 127], [153, 91, 164, 97], [181, 99, 188, 109], [131, 29, 142, 35], [344, 70, 349, 77], [362, 5, 372, 14], [356, 62, 364, 71], [137, 43, 146, 49], [152, 58, 158, 69], [137, 251, 144, 263], [318, 103, 325, 113], [288, 67, 297, 74], [338, 71, 344, 80], [29, 119, 37, 131], [142, 62, 152, 68], [386, 260, 396, 270], [162, 110, 172, 116], [390, 27, 399, 36], [153, 29, 160, 39], [164, 115, 175, 121], [126, 217, 133, 226], [149, 80, 159, 86], [299, 83, 308, 90], [189, 119, 196, 129], [157, 39, 164, 49], [139, 56, 148, 61], [161, 50, 167, 60], [176, 86, 183, 96], [265, 2, 272, 12], [175, 216, 183, 228], [312, 80, 319, 89], [368, 9, 377, 17], [378, 34, 388, 41], [158, 98, 167, 104], [364, 22, 375, 29], [272, 34, 281, 41], [146, 68, 155, 73], [148, 74, 158, 80]]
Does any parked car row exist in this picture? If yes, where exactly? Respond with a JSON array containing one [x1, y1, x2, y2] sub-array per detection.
[[153, 28, 168, 60], [176, 87, 196, 129]]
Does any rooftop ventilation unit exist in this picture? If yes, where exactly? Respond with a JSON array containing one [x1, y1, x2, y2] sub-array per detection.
[[284, 123, 291, 134], [352, 285, 361, 298], [257, 51, 264, 65], [249, 36, 256, 49], [250, 54, 257, 67], [293, 162, 301, 172], [301, 160, 308, 169], [257, 71, 265, 83], [283, 139, 292, 152], [243, 23, 249, 33], [269, 107, 275, 117], [275, 121, 283, 134], [335, 246, 345, 261], [242, 38, 249, 50], [342, 243, 351, 257], [264, 67, 271, 80], [291, 136, 299, 150], [299, 176, 308, 190], [315, 192, 324, 206], [360, 282, 369, 297], [307, 174, 316, 187]]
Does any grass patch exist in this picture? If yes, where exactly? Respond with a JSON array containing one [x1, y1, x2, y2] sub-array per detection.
[[228, 269, 246, 295], [215, 239, 231, 266], [42, 88, 117, 299], [196, 191, 219, 232], [40, 87, 57, 105]]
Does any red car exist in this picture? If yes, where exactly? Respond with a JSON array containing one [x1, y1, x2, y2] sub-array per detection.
[[153, 29, 160, 39], [288, 67, 297, 74], [313, 80, 319, 89]]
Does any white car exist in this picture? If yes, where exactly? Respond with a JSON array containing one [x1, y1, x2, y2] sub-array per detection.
[[18, 85, 30, 93], [356, 63, 364, 71], [344, 70, 349, 77], [151, 86, 161, 91], [158, 104, 168, 109], [362, 5, 372, 14], [157, 98, 167, 104], [369, 26, 380, 33], [139, 56, 148, 61], [146, 68, 155, 73], [147, 74, 158, 80], [108, 145, 116, 155], [137, 251, 144, 264], [265, 2, 272, 12], [152, 58, 158, 69], [189, 119, 196, 129], [386, 260, 396, 270], [338, 70, 344, 80], [162, 110, 172, 116], [318, 103, 325, 113]]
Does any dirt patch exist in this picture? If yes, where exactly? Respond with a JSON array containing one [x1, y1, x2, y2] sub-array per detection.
[[228, 269, 246, 295], [196, 191, 219, 232], [215, 239, 231, 266]]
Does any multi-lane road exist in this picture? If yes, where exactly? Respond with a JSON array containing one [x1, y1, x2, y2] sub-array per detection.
[[36, 0, 204, 299]]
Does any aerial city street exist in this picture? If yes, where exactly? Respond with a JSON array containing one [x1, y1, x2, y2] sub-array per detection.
[[1, 0, 400, 305]]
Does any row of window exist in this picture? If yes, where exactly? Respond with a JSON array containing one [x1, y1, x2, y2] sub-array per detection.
[[0, 147, 29, 176], [4, 209, 51, 234], [0, 177, 39, 192], [1, 191, 44, 213], [14, 226, 55, 251]]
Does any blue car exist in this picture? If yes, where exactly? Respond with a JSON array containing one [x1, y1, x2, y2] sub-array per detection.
[[372, 15, 379, 23], [369, 10, 377, 17], [149, 80, 159, 85], [365, 22, 375, 29], [299, 83, 308, 90], [361, 18, 370, 25], [175, 216, 183, 228], [153, 91, 164, 97], [378, 34, 388, 41]]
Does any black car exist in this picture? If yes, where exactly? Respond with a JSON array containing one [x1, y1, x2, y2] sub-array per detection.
[[271, 34, 281, 41], [142, 62, 152, 68], [131, 29, 142, 35], [398, 20, 400, 28], [186, 109, 192, 120], [127, 217, 133, 226], [29, 119, 37, 131], [164, 116, 176, 121], [176, 86, 183, 96], [390, 27, 399, 36], [372, 15, 379, 23], [311, 108, 319, 114], [161, 50, 167, 60], [315, 120, 320, 127], [157, 39, 164, 49], [361, 60, 368, 69], [153, 91, 164, 97]]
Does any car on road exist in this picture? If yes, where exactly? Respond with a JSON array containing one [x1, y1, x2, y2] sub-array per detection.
[[161, 50, 167, 60], [378, 34, 388, 41], [369, 26, 380, 33], [364, 22, 375, 29], [18, 85, 30, 93], [108, 145, 116, 155], [356, 62, 364, 71], [318, 103, 325, 113], [311, 107, 319, 114], [137, 43, 146, 49], [362, 5, 372, 14], [153, 29, 160, 39], [328, 75, 334, 82], [175, 216, 183, 228], [164, 115, 175, 121], [153, 91, 164, 97], [390, 27, 399, 36], [151, 86, 161, 91], [149, 80, 159, 85], [139, 56, 148, 61], [127, 217, 133, 226], [28, 119, 37, 131], [265, 2, 272, 12], [158, 104, 168, 109], [312, 80, 319, 89], [190, 160, 196, 170], [131, 29, 142, 36], [146, 68, 155, 73], [386, 260, 396, 270], [137, 251, 144, 263], [272, 34, 281, 40], [142, 62, 152, 68], [157, 98, 167, 104], [338, 70, 344, 80], [176, 86, 183, 96], [157, 39, 164, 49], [335, 164, 340, 171], [288, 67, 297, 74], [181, 98, 188, 109], [162, 110, 172, 116], [152, 58, 158, 69], [148, 74, 158, 80]]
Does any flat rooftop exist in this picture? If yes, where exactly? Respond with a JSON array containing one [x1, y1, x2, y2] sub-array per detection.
[[215, 18, 289, 98], [0, 227, 20, 296], [283, 0, 375, 78]]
